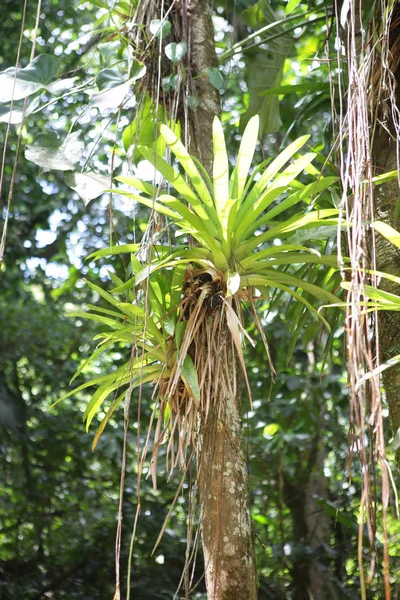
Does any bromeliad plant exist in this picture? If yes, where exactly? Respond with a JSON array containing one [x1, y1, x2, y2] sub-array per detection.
[[55, 115, 342, 474]]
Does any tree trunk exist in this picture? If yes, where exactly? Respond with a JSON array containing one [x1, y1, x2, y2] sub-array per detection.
[[198, 350, 257, 600], [186, 0, 220, 173], [283, 403, 330, 600], [186, 2, 257, 597], [372, 3, 400, 461], [374, 128, 400, 443]]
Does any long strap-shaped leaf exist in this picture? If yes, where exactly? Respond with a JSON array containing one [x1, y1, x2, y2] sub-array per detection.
[[116, 175, 158, 197], [256, 176, 338, 224], [84, 366, 162, 430], [238, 135, 310, 219], [114, 189, 182, 220], [111, 249, 213, 293], [239, 243, 321, 269], [240, 176, 338, 242], [241, 274, 331, 328], [160, 124, 219, 224], [138, 146, 209, 210], [233, 187, 285, 246], [234, 152, 317, 244], [159, 194, 220, 238], [236, 209, 339, 258], [255, 269, 341, 304], [115, 190, 222, 257], [244, 253, 339, 271], [213, 117, 230, 227], [231, 115, 260, 201]]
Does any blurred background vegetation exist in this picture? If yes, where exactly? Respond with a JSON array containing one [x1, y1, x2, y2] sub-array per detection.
[[0, 0, 399, 598]]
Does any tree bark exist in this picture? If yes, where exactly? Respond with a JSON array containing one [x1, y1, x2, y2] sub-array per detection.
[[186, 0, 220, 173], [374, 129, 400, 440], [186, 2, 257, 597], [198, 349, 257, 600], [283, 404, 330, 600], [372, 3, 400, 459]]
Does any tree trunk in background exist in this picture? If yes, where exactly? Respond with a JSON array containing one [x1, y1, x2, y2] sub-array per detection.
[[303, 411, 330, 599], [372, 3, 400, 463], [284, 402, 330, 599], [187, 2, 257, 598]]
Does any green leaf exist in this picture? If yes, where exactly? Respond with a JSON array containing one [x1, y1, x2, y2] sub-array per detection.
[[0, 54, 58, 102], [236, 209, 339, 258], [235, 115, 259, 201], [368, 169, 398, 185], [238, 135, 310, 221], [262, 270, 340, 305], [149, 19, 171, 39], [91, 80, 132, 110], [84, 367, 160, 430], [212, 117, 230, 227], [243, 274, 331, 327], [159, 193, 217, 236], [70, 311, 122, 329], [70, 340, 116, 385], [233, 187, 285, 245], [85, 280, 121, 308], [116, 302, 146, 320], [263, 423, 281, 436], [51, 372, 118, 408], [92, 64, 144, 110], [254, 253, 339, 269], [121, 95, 157, 153], [0, 96, 39, 124], [253, 514, 269, 525], [207, 67, 224, 90], [159, 124, 218, 225], [259, 82, 328, 97], [114, 189, 182, 221], [130, 59, 146, 80], [236, 157, 325, 243], [371, 221, 400, 249], [162, 74, 180, 92], [240, 244, 320, 269], [138, 145, 206, 208], [180, 355, 200, 403], [86, 244, 140, 261], [341, 282, 400, 307], [165, 42, 187, 62], [116, 175, 158, 197], [175, 321, 187, 350], [286, 0, 302, 14]]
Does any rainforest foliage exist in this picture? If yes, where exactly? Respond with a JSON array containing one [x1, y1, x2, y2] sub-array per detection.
[[1, 0, 400, 599]]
